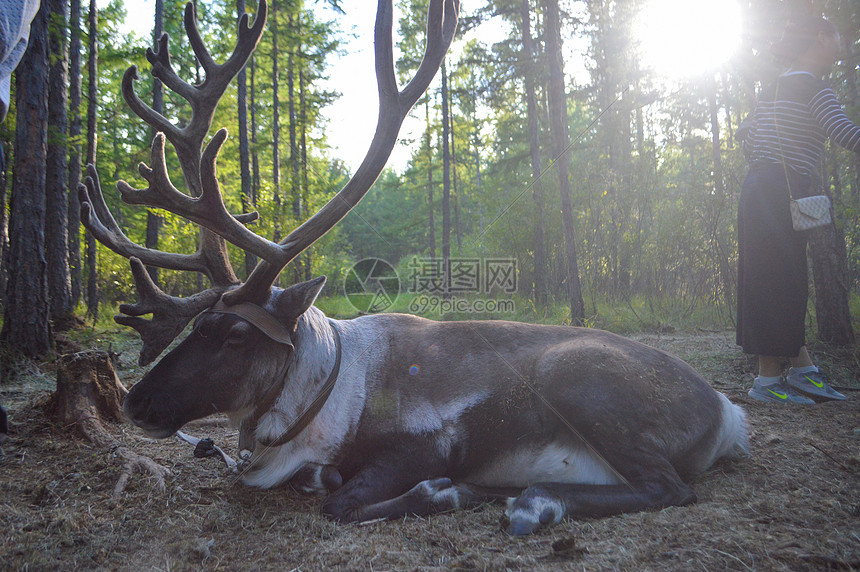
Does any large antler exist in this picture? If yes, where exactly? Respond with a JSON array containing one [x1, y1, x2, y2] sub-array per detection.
[[80, 0, 458, 364], [223, 0, 460, 304], [79, 1, 267, 364]]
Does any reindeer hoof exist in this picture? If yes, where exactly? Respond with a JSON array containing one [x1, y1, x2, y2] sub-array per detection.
[[503, 485, 566, 536]]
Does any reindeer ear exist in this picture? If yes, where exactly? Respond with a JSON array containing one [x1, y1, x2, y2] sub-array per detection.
[[272, 276, 327, 328]]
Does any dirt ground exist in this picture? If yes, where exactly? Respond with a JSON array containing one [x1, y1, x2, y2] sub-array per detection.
[[1, 330, 858, 571]]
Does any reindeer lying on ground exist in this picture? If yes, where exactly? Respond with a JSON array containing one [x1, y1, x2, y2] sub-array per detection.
[[80, 0, 748, 535]]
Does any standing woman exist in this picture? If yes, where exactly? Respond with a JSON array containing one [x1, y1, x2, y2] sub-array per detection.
[[738, 15, 860, 403]]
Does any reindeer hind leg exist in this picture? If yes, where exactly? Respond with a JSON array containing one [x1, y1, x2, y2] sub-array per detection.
[[503, 467, 696, 536]]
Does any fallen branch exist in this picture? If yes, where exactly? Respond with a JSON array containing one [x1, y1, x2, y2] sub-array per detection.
[[176, 430, 237, 469]]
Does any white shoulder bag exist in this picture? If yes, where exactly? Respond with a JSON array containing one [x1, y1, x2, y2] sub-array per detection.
[[789, 195, 831, 231]]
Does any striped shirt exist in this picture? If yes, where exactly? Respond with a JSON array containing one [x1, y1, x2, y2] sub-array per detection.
[[742, 71, 860, 176]]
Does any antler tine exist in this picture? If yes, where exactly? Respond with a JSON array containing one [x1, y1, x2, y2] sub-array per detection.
[[222, 0, 460, 305], [117, 258, 225, 365], [78, 163, 211, 276], [121, 66, 182, 143], [184, 0, 268, 94], [401, 0, 459, 108], [183, 3, 216, 74], [123, 0, 266, 199], [117, 130, 290, 266], [146, 33, 196, 102]]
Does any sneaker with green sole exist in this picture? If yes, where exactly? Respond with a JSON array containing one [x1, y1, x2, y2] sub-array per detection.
[[786, 370, 846, 401], [748, 379, 815, 404]]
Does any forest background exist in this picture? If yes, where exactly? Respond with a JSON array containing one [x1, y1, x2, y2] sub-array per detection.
[[1, 0, 859, 363]]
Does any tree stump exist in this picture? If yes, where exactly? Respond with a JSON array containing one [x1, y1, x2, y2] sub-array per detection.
[[47, 350, 126, 437], [46, 350, 169, 500]]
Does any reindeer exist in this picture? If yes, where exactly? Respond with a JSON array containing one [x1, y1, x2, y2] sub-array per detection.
[[79, 0, 748, 535]]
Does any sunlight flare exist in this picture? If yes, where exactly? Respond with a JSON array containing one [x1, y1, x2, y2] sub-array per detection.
[[635, 0, 742, 78]]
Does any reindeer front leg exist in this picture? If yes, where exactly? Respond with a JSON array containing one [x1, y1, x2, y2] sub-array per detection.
[[289, 463, 343, 494], [321, 448, 478, 522]]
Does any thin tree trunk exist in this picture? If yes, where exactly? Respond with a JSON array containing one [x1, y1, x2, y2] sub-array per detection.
[[1, 3, 52, 357], [85, 0, 98, 320], [721, 71, 734, 149], [473, 129, 483, 234], [521, 0, 546, 306], [237, 0, 256, 278], [46, 0, 73, 323], [425, 97, 435, 258], [544, 0, 585, 323], [271, 0, 282, 244], [449, 101, 462, 252], [300, 57, 311, 281], [192, 0, 201, 84], [809, 165, 854, 345], [250, 55, 260, 209], [288, 14, 300, 220], [0, 122, 9, 304], [708, 77, 732, 309], [287, 12, 302, 283], [144, 0, 164, 286], [68, 0, 82, 306], [441, 59, 451, 296]]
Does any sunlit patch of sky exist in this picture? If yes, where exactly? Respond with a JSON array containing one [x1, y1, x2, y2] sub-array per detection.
[[104, 1, 739, 174], [102, 0, 595, 175]]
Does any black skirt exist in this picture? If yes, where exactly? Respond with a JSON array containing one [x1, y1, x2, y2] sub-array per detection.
[[736, 162, 809, 357]]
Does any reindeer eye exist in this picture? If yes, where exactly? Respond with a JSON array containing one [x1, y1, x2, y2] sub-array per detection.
[[226, 321, 252, 345], [196, 321, 211, 338]]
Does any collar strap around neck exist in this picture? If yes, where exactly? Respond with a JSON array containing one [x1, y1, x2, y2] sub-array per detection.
[[255, 322, 342, 448], [208, 300, 293, 347]]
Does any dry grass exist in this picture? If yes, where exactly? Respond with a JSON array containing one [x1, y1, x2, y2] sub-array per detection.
[[1, 330, 858, 571]]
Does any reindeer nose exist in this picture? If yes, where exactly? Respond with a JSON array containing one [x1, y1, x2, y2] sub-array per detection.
[[122, 384, 149, 425]]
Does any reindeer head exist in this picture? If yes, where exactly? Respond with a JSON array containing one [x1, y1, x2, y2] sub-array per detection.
[[80, 0, 459, 436], [123, 278, 326, 438]]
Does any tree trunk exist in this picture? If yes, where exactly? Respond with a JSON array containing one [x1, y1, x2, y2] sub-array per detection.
[[250, 55, 260, 210], [287, 13, 302, 283], [809, 223, 855, 346], [288, 14, 300, 220], [271, 0, 282, 244], [425, 97, 435, 258], [0, 122, 8, 304], [144, 0, 165, 287], [708, 77, 733, 309], [809, 162, 855, 346], [473, 128, 483, 234], [544, 0, 585, 323], [85, 0, 98, 320], [46, 0, 73, 324], [441, 59, 451, 296], [1, 3, 52, 357], [300, 58, 311, 281], [521, 0, 547, 306], [68, 0, 82, 307], [237, 0, 256, 279], [449, 101, 462, 252]]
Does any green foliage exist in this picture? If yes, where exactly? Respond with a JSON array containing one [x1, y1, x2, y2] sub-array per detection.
[[2, 0, 858, 339]]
